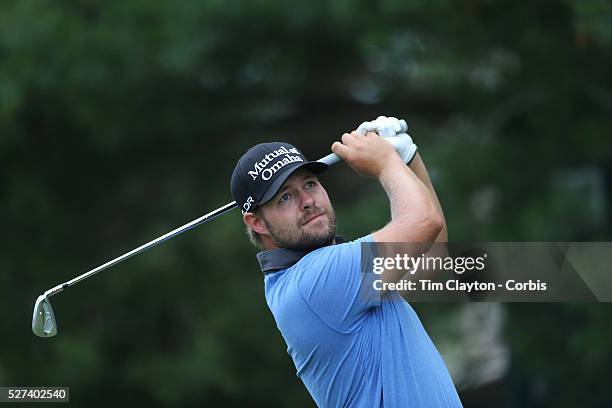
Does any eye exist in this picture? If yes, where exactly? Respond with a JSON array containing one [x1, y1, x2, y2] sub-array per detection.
[[279, 193, 291, 203], [305, 180, 316, 189]]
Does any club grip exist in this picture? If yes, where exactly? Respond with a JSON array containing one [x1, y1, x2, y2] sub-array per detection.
[[317, 134, 409, 166]]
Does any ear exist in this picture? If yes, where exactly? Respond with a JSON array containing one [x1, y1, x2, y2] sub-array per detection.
[[243, 212, 270, 236]]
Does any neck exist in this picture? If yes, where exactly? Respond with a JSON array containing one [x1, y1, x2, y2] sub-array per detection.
[[261, 236, 278, 251]]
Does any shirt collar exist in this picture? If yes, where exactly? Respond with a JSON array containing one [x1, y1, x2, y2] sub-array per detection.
[[256, 236, 345, 275]]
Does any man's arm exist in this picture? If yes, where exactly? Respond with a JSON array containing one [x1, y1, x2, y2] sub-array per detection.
[[356, 116, 447, 242], [331, 131, 443, 285], [391, 152, 449, 285]]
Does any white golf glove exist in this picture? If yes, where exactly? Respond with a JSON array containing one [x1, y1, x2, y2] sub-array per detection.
[[356, 115, 418, 164]]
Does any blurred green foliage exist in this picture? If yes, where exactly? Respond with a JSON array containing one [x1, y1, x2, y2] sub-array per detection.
[[1, 0, 611, 406]]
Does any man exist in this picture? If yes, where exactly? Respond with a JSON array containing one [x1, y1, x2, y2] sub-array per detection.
[[230, 118, 462, 407]]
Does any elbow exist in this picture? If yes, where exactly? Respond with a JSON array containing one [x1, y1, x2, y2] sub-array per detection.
[[427, 208, 444, 239], [396, 205, 443, 243], [418, 201, 443, 242]]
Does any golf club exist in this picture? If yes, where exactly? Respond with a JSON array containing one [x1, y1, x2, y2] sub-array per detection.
[[32, 132, 410, 338]]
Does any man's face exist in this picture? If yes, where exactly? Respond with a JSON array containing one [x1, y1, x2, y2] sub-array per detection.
[[258, 168, 336, 251]]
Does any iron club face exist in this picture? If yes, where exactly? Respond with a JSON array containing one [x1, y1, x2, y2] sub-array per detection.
[[32, 295, 58, 338], [30, 201, 238, 338]]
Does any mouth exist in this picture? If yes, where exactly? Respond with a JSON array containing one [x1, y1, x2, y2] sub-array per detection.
[[302, 212, 325, 226]]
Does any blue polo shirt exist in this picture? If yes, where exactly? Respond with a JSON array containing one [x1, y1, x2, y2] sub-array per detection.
[[258, 235, 462, 407]]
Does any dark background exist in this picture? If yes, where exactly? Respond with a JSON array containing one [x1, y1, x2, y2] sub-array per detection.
[[2, 0, 611, 406]]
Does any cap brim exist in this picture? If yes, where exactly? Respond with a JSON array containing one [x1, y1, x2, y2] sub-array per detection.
[[257, 161, 329, 208]]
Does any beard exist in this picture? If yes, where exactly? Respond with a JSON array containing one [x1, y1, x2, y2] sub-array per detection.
[[264, 207, 337, 251]]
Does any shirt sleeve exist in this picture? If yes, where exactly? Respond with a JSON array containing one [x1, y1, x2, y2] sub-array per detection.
[[295, 235, 381, 333]]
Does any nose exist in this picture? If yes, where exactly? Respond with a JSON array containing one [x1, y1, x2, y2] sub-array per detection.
[[299, 189, 315, 210]]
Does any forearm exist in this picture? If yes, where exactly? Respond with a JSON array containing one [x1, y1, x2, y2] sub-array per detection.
[[406, 152, 449, 282], [376, 154, 443, 242], [372, 154, 443, 285], [408, 153, 447, 242]]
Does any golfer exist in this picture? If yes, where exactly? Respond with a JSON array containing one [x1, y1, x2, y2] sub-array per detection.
[[231, 121, 462, 407]]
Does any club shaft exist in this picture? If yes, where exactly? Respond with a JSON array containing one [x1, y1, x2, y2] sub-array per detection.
[[41, 139, 411, 298], [44, 201, 238, 298], [42, 145, 397, 298], [315, 133, 409, 166], [42, 153, 341, 297]]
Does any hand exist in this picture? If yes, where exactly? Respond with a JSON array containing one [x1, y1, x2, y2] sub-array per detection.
[[356, 115, 417, 164], [356, 116, 407, 138], [394, 133, 418, 164], [331, 131, 405, 178]]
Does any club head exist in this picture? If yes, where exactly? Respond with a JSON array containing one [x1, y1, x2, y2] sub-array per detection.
[[32, 295, 58, 338]]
